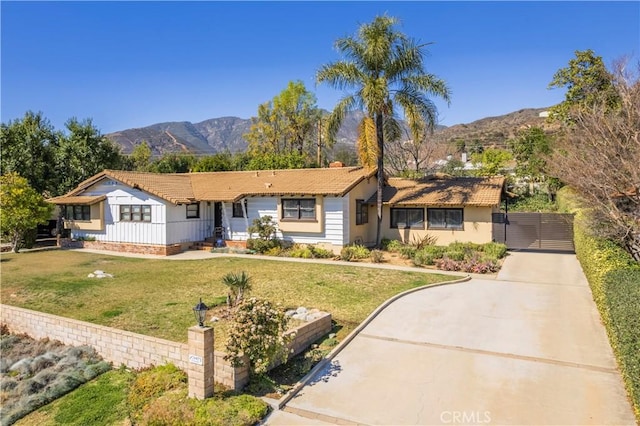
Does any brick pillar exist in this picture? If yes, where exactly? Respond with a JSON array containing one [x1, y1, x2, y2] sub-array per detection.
[[187, 326, 214, 399]]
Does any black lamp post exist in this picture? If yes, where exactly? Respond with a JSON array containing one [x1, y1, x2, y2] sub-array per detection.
[[193, 298, 209, 327]]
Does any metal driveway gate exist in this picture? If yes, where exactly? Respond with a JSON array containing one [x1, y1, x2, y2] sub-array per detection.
[[492, 212, 575, 251]]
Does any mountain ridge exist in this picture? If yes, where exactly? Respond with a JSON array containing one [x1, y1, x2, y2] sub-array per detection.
[[105, 107, 554, 156]]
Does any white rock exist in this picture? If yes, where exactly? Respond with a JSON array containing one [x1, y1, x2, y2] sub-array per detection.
[[209, 316, 220, 323], [87, 273, 95, 278], [296, 307, 308, 315], [285, 310, 297, 317], [329, 333, 336, 339], [292, 313, 307, 321], [94, 270, 104, 275]]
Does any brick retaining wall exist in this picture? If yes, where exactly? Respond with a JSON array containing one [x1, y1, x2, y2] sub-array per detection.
[[59, 239, 183, 256], [0, 304, 331, 391]]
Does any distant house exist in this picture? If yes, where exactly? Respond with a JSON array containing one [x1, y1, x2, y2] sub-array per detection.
[[49, 166, 505, 255]]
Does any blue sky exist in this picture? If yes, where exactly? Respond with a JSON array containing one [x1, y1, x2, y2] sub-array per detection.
[[2, 1, 638, 134]]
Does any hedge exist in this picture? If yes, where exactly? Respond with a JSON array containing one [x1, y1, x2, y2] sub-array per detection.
[[558, 187, 640, 420]]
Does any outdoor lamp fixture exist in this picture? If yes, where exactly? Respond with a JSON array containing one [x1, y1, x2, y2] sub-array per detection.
[[193, 298, 209, 327]]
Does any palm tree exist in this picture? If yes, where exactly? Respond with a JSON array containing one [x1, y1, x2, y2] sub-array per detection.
[[317, 15, 451, 246]]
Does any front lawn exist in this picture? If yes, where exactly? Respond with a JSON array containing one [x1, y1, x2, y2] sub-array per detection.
[[0, 250, 452, 349]]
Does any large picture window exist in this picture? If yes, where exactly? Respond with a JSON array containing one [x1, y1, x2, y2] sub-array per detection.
[[65, 205, 91, 221], [186, 203, 200, 219], [390, 208, 424, 229], [282, 198, 316, 220], [356, 199, 368, 225], [120, 205, 152, 222], [427, 208, 463, 230]]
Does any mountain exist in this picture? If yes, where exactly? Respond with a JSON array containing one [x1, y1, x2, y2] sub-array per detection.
[[105, 107, 555, 156], [430, 107, 557, 148]]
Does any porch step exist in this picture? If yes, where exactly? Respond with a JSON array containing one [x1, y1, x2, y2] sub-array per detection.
[[189, 241, 215, 251]]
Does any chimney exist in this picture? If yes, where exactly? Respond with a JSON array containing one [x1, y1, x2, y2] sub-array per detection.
[[329, 161, 345, 168]]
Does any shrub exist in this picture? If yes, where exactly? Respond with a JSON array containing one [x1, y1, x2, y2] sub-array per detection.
[[385, 239, 405, 253], [340, 244, 370, 261], [289, 244, 313, 259], [410, 234, 438, 249], [309, 245, 335, 259], [481, 242, 508, 260], [412, 250, 437, 267], [434, 258, 461, 271], [246, 238, 281, 254], [444, 250, 465, 262], [225, 298, 290, 376], [558, 188, 640, 420], [127, 363, 187, 415], [370, 249, 384, 263], [399, 245, 416, 259], [222, 271, 252, 307]]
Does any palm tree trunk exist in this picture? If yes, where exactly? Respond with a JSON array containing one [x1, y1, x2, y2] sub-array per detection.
[[375, 113, 385, 247]]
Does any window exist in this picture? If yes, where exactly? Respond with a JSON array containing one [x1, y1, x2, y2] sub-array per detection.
[[282, 198, 316, 220], [232, 200, 247, 218], [390, 208, 424, 229], [65, 205, 91, 221], [427, 208, 463, 230], [356, 199, 368, 225], [120, 205, 151, 222], [186, 203, 200, 219]]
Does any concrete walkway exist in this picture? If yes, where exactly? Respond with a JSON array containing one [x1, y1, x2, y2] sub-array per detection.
[[265, 251, 636, 425]]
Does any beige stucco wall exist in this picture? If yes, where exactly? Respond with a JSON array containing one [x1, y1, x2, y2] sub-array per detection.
[[276, 196, 324, 233], [64, 201, 104, 231], [347, 176, 378, 245], [380, 205, 496, 246]]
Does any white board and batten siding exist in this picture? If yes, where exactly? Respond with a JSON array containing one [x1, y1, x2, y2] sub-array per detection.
[[221, 197, 276, 241], [70, 180, 167, 245], [165, 202, 214, 245]]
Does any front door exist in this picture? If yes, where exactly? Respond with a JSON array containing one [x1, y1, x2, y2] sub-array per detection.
[[214, 202, 224, 240]]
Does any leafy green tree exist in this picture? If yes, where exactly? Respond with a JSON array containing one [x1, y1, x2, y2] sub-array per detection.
[[0, 111, 57, 194], [0, 173, 54, 253], [317, 15, 450, 246], [508, 127, 551, 180], [440, 158, 467, 177], [129, 142, 152, 171], [548, 49, 619, 123], [245, 152, 307, 171], [472, 148, 512, 176], [53, 118, 125, 195], [192, 152, 235, 172], [148, 153, 195, 173], [244, 81, 321, 161]]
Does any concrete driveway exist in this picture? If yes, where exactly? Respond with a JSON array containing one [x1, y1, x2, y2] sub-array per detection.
[[265, 252, 635, 425]]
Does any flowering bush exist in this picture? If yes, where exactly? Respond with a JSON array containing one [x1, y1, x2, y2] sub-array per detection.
[[224, 298, 291, 376]]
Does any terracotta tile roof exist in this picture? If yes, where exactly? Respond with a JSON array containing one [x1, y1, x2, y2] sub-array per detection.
[[62, 167, 376, 204], [189, 167, 376, 201], [47, 195, 106, 205], [367, 175, 505, 207]]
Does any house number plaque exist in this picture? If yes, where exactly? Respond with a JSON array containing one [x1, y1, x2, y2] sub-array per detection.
[[189, 355, 203, 365]]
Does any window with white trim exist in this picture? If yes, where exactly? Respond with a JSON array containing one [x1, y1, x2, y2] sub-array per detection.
[[120, 205, 151, 222], [427, 208, 463, 230], [186, 203, 200, 219], [232, 200, 247, 218], [282, 198, 316, 220]]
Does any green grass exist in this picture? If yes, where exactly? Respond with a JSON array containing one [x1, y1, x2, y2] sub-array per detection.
[[0, 250, 451, 349], [15, 365, 268, 426]]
